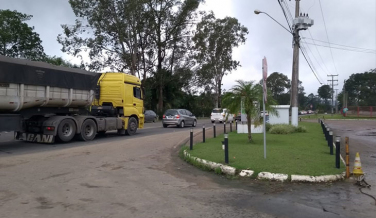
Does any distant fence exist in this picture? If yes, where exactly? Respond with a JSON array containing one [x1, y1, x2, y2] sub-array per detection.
[[344, 106, 376, 117]]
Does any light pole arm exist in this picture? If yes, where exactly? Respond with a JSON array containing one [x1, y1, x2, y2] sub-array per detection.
[[255, 11, 293, 35]]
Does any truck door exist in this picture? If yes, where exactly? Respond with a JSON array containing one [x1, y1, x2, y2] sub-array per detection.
[[133, 86, 143, 114]]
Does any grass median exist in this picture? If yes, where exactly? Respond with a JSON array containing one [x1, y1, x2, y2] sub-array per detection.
[[184, 122, 344, 177]]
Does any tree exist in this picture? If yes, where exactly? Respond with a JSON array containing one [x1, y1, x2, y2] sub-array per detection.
[[344, 70, 376, 106], [222, 80, 277, 142], [318, 85, 331, 104], [266, 72, 290, 98], [193, 11, 248, 108], [263, 72, 290, 105], [60, 0, 202, 113], [0, 10, 45, 60], [43, 56, 82, 68]]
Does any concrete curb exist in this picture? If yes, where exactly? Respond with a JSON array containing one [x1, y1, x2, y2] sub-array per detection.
[[183, 150, 345, 182], [183, 150, 236, 176], [291, 173, 345, 182], [257, 172, 288, 182]]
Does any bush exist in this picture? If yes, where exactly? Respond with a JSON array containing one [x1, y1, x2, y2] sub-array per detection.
[[269, 124, 308, 134], [265, 123, 272, 132], [295, 126, 307, 133], [269, 124, 296, 134]]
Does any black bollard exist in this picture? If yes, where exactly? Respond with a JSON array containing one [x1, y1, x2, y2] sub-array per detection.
[[224, 134, 229, 164], [329, 131, 333, 154], [203, 125, 205, 143], [335, 136, 341, 168], [224, 122, 226, 134], [326, 127, 330, 141], [230, 121, 233, 132], [213, 123, 216, 138], [236, 120, 238, 131], [190, 128, 193, 150]]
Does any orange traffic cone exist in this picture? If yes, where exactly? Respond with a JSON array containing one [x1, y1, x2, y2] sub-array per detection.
[[352, 152, 364, 176]]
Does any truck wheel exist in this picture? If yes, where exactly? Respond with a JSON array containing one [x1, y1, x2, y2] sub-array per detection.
[[57, 119, 76, 142], [78, 119, 97, 141], [125, 117, 138, 136]]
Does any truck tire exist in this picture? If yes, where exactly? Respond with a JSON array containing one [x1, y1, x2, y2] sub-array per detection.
[[57, 119, 76, 142], [125, 117, 138, 136], [77, 119, 97, 141]]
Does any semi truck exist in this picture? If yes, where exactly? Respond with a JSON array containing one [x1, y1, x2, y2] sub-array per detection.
[[0, 55, 144, 143]]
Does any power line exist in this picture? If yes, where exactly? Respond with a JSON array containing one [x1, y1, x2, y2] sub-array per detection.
[[302, 37, 376, 52], [277, 0, 293, 32], [305, 30, 331, 74], [302, 42, 376, 54], [318, 0, 338, 75], [301, 37, 330, 76], [299, 44, 324, 85]]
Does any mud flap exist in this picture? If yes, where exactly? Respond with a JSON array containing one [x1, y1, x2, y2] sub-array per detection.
[[15, 132, 55, 143]]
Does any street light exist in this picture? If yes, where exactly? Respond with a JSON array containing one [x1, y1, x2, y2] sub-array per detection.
[[254, 10, 292, 34]]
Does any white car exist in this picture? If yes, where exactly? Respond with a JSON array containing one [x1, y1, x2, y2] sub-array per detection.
[[211, 108, 233, 123]]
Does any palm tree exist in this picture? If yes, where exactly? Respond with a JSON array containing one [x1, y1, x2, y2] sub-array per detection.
[[222, 80, 277, 142]]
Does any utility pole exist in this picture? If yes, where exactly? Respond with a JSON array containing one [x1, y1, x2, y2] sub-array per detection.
[[290, 0, 314, 126], [334, 89, 339, 113], [327, 74, 338, 114]]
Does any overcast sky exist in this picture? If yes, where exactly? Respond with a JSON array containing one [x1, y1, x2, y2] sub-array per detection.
[[1, 0, 375, 96]]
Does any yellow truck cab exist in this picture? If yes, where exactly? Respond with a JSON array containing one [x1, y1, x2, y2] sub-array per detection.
[[92, 73, 144, 135]]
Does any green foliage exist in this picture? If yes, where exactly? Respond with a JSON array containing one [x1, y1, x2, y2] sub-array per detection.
[[264, 72, 291, 105], [0, 9, 45, 60], [318, 85, 331, 101], [193, 11, 248, 108], [269, 124, 307, 134], [214, 167, 222, 175], [343, 70, 376, 106], [269, 124, 296, 134], [295, 126, 307, 133], [43, 56, 82, 68], [222, 80, 277, 142], [265, 123, 272, 132]]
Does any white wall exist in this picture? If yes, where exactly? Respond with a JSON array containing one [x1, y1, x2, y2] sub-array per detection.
[[269, 105, 290, 125]]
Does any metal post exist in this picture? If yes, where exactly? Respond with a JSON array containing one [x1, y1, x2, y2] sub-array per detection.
[[345, 137, 350, 178], [190, 128, 193, 150], [357, 106, 359, 117], [318, 118, 320, 123], [329, 131, 333, 155], [213, 123, 216, 138], [224, 122, 226, 134], [335, 136, 341, 168], [224, 134, 229, 164], [230, 121, 232, 132], [202, 125, 205, 143], [236, 120, 238, 131], [326, 127, 330, 141]]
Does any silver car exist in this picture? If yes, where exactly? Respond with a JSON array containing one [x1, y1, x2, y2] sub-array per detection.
[[162, 109, 197, 128]]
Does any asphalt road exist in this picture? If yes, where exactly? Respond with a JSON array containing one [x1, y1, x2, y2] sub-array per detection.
[[0, 119, 375, 218]]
